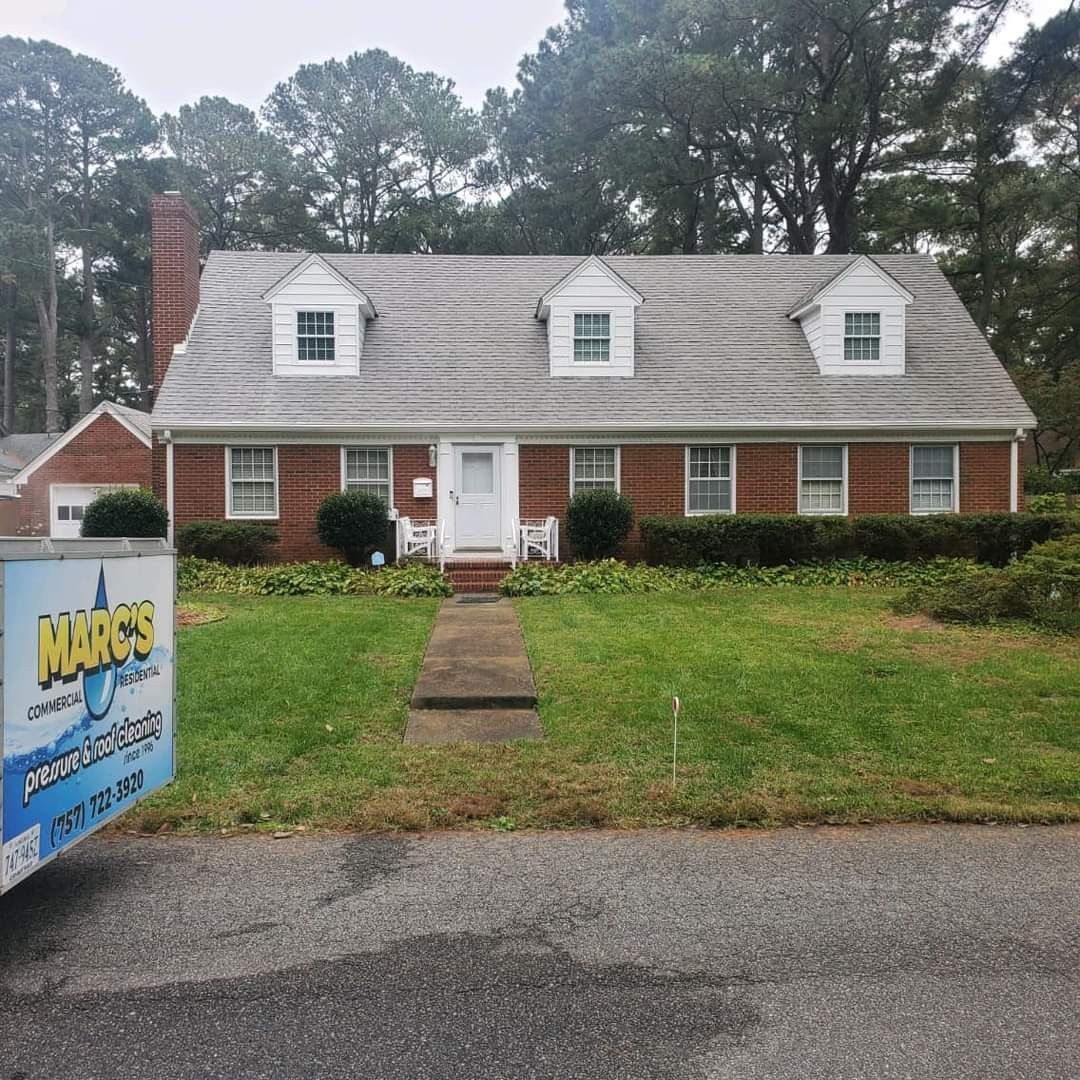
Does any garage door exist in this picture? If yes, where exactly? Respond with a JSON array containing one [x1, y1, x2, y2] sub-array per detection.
[[49, 484, 135, 538]]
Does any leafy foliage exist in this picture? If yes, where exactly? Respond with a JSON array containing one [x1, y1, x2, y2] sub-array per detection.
[[80, 487, 167, 538], [565, 489, 634, 559], [895, 533, 1080, 632], [640, 512, 1080, 568], [315, 490, 389, 566], [177, 557, 452, 597], [177, 521, 279, 565], [499, 556, 978, 596]]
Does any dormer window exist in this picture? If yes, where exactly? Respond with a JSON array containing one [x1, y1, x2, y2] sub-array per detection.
[[844, 312, 880, 361], [297, 311, 335, 361], [574, 313, 611, 362]]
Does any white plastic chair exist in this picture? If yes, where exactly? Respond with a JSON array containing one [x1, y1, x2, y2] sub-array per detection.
[[398, 516, 439, 561], [517, 516, 559, 562]]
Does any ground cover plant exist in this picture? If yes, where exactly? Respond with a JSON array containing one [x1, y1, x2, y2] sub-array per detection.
[[132, 587, 1080, 833]]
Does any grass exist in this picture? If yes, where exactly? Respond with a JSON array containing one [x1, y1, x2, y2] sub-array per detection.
[[132, 588, 1080, 833]]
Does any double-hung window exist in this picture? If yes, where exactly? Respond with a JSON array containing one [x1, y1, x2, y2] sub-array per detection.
[[571, 447, 618, 493], [297, 311, 335, 361], [686, 446, 733, 514], [844, 312, 880, 361], [228, 447, 277, 518], [573, 313, 610, 362], [799, 445, 846, 515], [343, 447, 392, 506], [911, 444, 957, 513]]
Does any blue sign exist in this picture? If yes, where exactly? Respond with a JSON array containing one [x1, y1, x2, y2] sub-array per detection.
[[371, 550, 386, 567], [2, 553, 175, 891]]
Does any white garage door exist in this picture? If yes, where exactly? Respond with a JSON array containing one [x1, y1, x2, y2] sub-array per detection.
[[49, 484, 135, 538]]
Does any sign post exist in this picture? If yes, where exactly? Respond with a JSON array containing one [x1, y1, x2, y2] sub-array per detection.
[[1, 538, 176, 893]]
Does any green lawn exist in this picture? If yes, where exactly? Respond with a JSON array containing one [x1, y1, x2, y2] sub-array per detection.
[[135, 588, 1080, 832]]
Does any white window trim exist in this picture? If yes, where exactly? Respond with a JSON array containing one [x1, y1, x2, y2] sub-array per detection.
[[295, 310, 337, 364], [569, 445, 620, 495], [797, 444, 848, 516], [225, 445, 279, 520], [684, 444, 736, 516], [340, 445, 395, 511], [572, 310, 613, 365], [843, 311, 881, 362], [910, 443, 960, 515]]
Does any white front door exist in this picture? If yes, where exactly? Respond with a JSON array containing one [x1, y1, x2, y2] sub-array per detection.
[[49, 484, 132, 538], [453, 446, 501, 550]]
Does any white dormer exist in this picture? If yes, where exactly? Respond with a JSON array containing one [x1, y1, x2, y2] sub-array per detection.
[[788, 255, 913, 376], [536, 255, 644, 378], [262, 254, 377, 376]]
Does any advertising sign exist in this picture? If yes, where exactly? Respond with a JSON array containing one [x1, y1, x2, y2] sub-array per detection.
[[1, 547, 175, 892]]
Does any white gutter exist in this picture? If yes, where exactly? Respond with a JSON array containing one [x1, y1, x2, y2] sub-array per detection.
[[162, 429, 175, 545], [1010, 426, 1025, 513]]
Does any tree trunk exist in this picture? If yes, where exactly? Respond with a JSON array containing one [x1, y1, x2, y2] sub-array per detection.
[[35, 216, 60, 433], [1, 274, 16, 433], [135, 286, 152, 403], [78, 241, 96, 416], [750, 178, 765, 255]]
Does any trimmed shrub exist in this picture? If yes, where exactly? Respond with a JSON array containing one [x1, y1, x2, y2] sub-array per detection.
[[640, 512, 1079, 568], [177, 521, 278, 565], [315, 490, 388, 566], [565, 488, 634, 560], [1026, 465, 1080, 495], [177, 557, 452, 598], [80, 487, 168, 538]]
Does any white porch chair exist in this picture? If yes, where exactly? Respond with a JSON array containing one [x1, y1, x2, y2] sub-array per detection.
[[516, 516, 559, 562], [397, 516, 439, 561]]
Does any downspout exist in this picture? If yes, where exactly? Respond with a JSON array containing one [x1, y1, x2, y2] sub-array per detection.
[[163, 430, 175, 545], [1009, 427, 1024, 514]]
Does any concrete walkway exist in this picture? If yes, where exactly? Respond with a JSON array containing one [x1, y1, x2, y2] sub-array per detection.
[[404, 596, 543, 744]]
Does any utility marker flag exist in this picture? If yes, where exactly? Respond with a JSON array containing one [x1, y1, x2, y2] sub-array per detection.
[[672, 696, 681, 786]]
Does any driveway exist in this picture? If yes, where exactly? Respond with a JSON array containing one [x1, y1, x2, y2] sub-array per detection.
[[2, 825, 1078, 1079]]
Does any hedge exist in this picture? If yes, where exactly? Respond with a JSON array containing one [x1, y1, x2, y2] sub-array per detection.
[[80, 488, 168, 538], [177, 521, 278, 565], [639, 512, 1080, 568]]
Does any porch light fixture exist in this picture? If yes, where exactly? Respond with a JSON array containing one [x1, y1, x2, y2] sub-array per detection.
[[428, 444, 437, 468]]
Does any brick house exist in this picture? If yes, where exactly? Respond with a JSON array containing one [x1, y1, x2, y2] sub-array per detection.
[[149, 192, 1034, 566], [0, 401, 152, 537]]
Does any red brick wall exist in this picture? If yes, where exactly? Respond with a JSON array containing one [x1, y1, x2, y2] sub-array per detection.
[[848, 443, 910, 514], [960, 442, 1012, 512], [393, 445, 438, 521], [151, 193, 200, 397], [15, 414, 151, 535], [735, 444, 798, 512], [171, 438, 1016, 562], [172, 443, 433, 561]]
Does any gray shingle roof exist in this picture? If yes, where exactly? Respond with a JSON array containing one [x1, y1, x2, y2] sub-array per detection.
[[151, 252, 1035, 432], [0, 433, 61, 479]]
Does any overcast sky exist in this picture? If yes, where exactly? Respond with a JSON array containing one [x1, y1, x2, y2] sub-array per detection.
[[2, 0, 1071, 117]]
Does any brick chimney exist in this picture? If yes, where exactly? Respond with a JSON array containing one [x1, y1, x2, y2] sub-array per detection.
[[151, 192, 200, 401]]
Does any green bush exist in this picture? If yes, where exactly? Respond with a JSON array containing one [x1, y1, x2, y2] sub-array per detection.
[[80, 487, 168, 538], [894, 533, 1080, 632], [500, 556, 979, 596], [177, 557, 452, 598], [1008, 534, 1080, 633], [1026, 465, 1080, 495], [565, 488, 634, 559], [315, 491, 388, 566], [177, 521, 278, 565], [640, 511, 1078, 568]]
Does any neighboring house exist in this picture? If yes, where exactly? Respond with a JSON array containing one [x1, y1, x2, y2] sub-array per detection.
[[0, 401, 152, 538], [149, 192, 1036, 564]]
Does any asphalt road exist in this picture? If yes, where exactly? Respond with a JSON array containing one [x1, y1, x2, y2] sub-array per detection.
[[1, 825, 1078, 1079]]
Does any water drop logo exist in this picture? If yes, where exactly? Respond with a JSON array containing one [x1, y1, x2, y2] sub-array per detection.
[[83, 565, 119, 720]]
